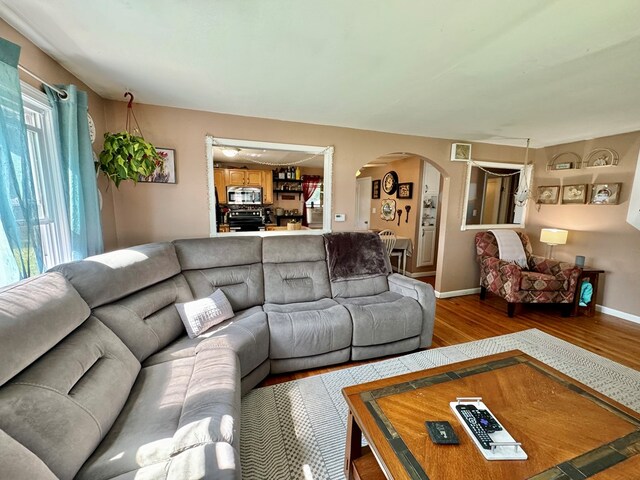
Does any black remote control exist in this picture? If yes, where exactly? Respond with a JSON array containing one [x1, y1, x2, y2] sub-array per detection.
[[455, 405, 493, 449], [425, 421, 459, 445], [467, 406, 503, 433]]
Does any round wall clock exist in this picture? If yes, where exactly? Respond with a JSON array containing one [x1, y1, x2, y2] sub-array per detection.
[[382, 171, 399, 195]]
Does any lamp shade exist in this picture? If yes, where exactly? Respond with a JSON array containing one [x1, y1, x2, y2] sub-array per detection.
[[540, 228, 568, 245]]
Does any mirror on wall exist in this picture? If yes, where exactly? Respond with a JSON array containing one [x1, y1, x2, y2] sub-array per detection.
[[461, 160, 532, 230], [205, 136, 333, 235]]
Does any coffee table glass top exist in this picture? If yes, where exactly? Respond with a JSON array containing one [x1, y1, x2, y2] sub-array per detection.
[[344, 351, 640, 480]]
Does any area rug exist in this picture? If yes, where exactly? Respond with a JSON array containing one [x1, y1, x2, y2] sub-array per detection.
[[240, 329, 640, 480]]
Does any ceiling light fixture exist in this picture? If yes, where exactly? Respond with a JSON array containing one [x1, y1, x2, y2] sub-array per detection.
[[222, 147, 240, 158]]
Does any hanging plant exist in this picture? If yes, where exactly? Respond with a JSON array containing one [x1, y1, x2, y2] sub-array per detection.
[[98, 92, 162, 187]]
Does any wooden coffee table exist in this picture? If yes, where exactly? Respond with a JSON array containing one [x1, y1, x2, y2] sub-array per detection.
[[342, 350, 640, 480]]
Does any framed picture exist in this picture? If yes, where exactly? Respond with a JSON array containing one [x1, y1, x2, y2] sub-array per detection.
[[372, 179, 380, 199], [536, 186, 559, 204], [561, 184, 587, 204], [396, 182, 413, 199], [139, 148, 176, 183], [589, 183, 621, 205], [451, 143, 472, 162]]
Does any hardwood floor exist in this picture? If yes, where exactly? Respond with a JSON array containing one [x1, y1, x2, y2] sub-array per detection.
[[260, 292, 640, 387]]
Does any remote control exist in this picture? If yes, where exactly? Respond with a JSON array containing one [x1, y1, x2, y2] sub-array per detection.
[[455, 405, 493, 449], [465, 405, 503, 433]]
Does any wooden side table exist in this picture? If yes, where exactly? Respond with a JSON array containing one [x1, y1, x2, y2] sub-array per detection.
[[571, 267, 604, 317]]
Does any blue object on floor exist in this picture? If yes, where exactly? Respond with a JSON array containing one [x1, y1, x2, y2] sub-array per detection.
[[579, 281, 593, 307]]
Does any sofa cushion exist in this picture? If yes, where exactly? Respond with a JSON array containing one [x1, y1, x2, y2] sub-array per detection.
[[0, 430, 58, 480], [263, 235, 331, 304], [0, 317, 140, 480], [337, 291, 423, 346], [0, 272, 90, 386], [76, 347, 240, 480], [265, 299, 352, 359], [176, 289, 235, 338], [91, 274, 193, 362], [330, 274, 390, 299], [144, 306, 269, 380], [175, 237, 265, 311], [520, 271, 568, 291], [51, 242, 181, 308]]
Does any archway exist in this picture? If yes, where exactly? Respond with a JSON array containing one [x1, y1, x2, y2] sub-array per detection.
[[357, 153, 449, 288]]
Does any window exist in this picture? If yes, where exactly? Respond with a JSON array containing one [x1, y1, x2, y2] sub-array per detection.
[[305, 183, 322, 208], [20, 83, 71, 269]]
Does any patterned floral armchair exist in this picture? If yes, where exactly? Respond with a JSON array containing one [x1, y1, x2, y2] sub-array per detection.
[[474, 231, 582, 317]]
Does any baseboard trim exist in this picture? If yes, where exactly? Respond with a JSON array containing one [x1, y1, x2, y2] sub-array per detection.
[[596, 305, 640, 324], [435, 287, 481, 299]]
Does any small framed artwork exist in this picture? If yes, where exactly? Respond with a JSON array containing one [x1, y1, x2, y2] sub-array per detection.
[[589, 183, 621, 205], [372, 179, 380, 199], [139, 148, 176, 183], [396, 182, 413, 199], [451, 143, 472, 162], [561, 184, 587, 204], [536, 186, 560, 204]]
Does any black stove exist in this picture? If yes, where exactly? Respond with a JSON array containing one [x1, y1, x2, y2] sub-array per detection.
[[228, 208, 265, 232]]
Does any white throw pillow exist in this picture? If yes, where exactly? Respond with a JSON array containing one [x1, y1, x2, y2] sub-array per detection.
[[175, 289, 235, 338]]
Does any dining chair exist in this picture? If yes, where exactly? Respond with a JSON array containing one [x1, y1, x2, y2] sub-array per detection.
[[378, 229, 403, 273]]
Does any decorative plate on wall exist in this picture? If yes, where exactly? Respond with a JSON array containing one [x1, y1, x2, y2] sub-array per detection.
[[380, 198, 396, 221], [382, 170, 398, 194]]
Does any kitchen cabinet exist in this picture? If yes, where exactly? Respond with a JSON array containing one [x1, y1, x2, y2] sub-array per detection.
[[262, 171, 273, 204], [226, 169, 262, 186], [214, 169, 227, 203], [215, 167, 273, 204]]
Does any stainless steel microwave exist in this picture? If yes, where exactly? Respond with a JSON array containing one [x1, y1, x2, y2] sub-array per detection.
[[226, 186, 262, 205]]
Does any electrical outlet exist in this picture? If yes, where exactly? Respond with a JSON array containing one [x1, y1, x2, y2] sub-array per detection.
[[334, 214, 346, 222], [372, 207, 376, 213]]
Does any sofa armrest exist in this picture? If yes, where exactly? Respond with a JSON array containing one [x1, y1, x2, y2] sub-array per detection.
[[387, 273, 435, 348], [529, 254, 582, 294]]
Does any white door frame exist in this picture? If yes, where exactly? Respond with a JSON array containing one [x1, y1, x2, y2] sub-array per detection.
[[355, 176, 372, 230]]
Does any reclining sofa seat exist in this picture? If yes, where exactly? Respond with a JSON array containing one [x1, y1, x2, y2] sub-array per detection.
[[262, 235, 353, 373], [323, 232, 435, 360], [48, 242, 245, 479]]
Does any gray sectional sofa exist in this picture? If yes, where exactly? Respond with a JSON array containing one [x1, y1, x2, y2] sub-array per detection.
[[0, 232, 435, 480]]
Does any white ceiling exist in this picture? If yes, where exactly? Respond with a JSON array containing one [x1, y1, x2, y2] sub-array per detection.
[[212, 146, 325, 168], [3, 1, 640, 147]]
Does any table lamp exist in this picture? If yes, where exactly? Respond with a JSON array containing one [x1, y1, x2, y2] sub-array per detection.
[[540, 228, 568, 259]]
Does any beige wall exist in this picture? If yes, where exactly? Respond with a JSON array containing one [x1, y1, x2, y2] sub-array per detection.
[[1, 20, 117, 251], [526, 131, 640, 317], [103, 100, 529, 295]]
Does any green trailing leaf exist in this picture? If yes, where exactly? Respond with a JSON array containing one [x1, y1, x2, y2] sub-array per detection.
[[99, 131, 162, 187]]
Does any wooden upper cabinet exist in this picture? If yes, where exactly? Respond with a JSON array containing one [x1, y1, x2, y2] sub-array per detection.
[[245, 170, 263, 186], [226, 169, 263, 186], [214, 169, 226, 203], [262, 171, 273, 204], [226, 169, 247, 186]]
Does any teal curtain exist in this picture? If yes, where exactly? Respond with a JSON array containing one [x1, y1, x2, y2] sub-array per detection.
[[45, 85, 103, 259], [0, 38, 43, 285]]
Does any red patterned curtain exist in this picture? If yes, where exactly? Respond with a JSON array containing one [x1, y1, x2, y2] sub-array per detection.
[[301, 175, 322, 226]]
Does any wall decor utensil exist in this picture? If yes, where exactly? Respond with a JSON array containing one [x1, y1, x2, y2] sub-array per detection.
[[397, 209, 402, 226], [405, 205, 411, 223]]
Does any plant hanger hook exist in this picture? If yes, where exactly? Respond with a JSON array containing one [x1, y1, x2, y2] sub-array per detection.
[[123, 91, 144, 138]]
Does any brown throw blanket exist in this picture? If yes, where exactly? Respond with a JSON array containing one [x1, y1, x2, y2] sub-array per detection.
[[324, 232, 390, 282]]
